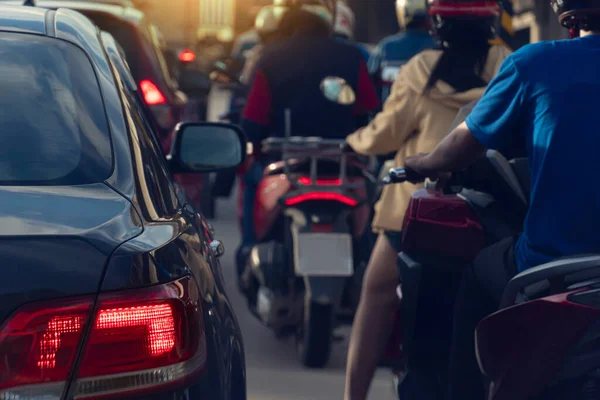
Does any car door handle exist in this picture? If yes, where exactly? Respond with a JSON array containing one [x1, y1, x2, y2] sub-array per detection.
[[210, 240, 224, 258]]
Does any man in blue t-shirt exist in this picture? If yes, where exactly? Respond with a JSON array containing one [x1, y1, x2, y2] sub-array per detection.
[[404, 1, 600, 398]]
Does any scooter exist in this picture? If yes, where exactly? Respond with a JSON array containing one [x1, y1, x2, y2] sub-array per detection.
[[378, 100, 529, 396], [239, 78, 377, 368], [384, 155, 600, 399]]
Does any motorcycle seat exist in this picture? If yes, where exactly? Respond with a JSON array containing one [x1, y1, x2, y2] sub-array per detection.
[[500, 254, 600, 308]]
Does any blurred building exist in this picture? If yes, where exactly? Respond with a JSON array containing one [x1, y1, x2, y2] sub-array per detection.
[[134, 0, 270, 48]]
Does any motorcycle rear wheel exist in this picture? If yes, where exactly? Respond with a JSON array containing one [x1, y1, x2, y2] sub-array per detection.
[[296, 301, 334, 368]]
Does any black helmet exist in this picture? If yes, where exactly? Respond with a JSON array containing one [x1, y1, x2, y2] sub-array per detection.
[[551, 0, 600, 30], [427, 0, 501, 44]]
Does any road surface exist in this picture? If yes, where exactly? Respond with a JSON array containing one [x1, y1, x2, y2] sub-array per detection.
[[207, 86, 396, 400]]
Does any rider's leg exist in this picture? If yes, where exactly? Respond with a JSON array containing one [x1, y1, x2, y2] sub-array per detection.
[[345, 232, 401, 400], [448, 236, 518, 400]]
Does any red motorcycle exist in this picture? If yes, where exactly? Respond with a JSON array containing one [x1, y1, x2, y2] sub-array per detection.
[[239, 136, 376, 368], [384, 153, 600, 399]]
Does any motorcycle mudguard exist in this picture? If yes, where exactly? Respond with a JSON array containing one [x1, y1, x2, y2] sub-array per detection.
[[397, 252, 464, 370], [303, 276, 346, 306]]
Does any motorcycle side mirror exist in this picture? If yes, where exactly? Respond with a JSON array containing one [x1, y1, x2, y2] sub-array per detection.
[[209, 60, 240, 85], [320, 76, 356, 105]]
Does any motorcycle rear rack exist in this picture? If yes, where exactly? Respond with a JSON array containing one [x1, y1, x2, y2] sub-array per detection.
[[261, 137, 364, 190]]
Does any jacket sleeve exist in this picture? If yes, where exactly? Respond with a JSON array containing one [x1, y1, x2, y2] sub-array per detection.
[[346, 71, 419, 155], [354, 60, 380, 116], [240, 46, 261, 85], [241, 68, 272, 148]]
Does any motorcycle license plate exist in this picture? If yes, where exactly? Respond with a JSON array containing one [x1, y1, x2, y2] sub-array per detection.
[[294, 233, 353, 277]]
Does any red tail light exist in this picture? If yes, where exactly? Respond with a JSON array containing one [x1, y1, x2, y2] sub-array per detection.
[[0, 298, 92, 398], [140, 79, 166, 105], [298, 176, 342, 186], [178, 49, 196, 63], [0, 277, 206, 399], [284, 192, 358, 207]]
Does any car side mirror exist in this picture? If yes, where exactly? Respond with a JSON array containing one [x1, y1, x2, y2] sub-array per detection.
[[168, 122, 247, 173]]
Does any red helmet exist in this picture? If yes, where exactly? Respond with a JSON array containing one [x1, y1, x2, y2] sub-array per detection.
[[427, 0, 501, 43]]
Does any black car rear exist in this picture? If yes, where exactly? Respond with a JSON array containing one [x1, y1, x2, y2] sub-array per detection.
[[0, 5, 245, 399]]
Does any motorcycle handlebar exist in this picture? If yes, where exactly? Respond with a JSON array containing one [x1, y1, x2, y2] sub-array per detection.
[[384, 167, 467, 187], [384, 167, 425, 184]]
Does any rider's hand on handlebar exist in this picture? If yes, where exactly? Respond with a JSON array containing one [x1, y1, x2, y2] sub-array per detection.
[[404, 153, 451, 185], [342, 142, 355, 153]]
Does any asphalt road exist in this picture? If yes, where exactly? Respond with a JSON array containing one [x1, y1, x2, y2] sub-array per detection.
[[207, 87, 396, 400]]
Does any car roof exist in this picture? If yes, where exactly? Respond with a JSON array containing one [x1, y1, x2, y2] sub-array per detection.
[[0, 0, 144, 25], [0, 5, 105, 45]]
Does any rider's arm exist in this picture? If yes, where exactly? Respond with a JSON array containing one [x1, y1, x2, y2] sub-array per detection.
[[241, 68, 271, 148], [346, 70, 418, 155], [240, 46, 261, 85], [354, 60, 379, 124], [406, 56, 526, 175]]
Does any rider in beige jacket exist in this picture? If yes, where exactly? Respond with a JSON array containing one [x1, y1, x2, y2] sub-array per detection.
[[344, 2, 511, 399], [347, 44, 510, 232]]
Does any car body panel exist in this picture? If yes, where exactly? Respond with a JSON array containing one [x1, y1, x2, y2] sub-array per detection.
[[0, 6, 245, 398], [0, 183, 142, 325]]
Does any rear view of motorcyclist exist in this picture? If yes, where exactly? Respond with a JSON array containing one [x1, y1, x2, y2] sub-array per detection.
[[343, 0, 510, 398], [369, 0, 438, 104], [237, 3, 379, 258], [403, 1, 600, 398]]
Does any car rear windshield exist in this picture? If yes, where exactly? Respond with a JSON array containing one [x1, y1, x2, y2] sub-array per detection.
[[0, 33, 113, 185]]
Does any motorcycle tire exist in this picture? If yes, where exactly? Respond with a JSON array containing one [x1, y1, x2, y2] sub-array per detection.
[[296, 301, 334, 368]]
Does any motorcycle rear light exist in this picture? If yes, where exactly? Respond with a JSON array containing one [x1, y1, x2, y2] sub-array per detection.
[[0, 277, 206, 400], [140, 79, 166, 105], [298, 176, 342, 186], [178, 49, 196, 63], [0, 298, 92, 398], [284, 192, 358, 207]]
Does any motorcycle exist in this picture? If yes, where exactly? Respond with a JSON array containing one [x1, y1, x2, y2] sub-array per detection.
[[383, 152, 600, 399], [238, 77, 377, 368]]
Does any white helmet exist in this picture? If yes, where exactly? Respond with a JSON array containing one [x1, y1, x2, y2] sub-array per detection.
[[257, 1, 334, 35], [254, 5, 288, 35], [396, 0, 427, 30], [333, 1, 355, 39]]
